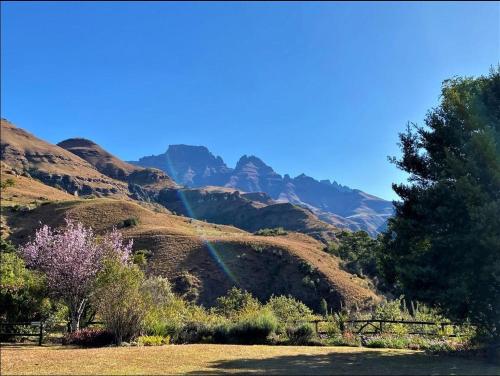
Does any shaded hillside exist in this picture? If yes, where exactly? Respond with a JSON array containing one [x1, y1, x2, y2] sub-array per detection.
[[2, 195, 378, 311], [157, 187, 338, 244], [131, 145, 393, 236], [0, 119, 129, 197]]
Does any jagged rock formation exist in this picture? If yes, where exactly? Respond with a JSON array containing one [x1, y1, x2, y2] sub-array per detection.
[[132, 145, 393, 235]]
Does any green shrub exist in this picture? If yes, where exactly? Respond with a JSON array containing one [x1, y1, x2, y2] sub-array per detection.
[[212, 323, 231, 344], [215, 287, 261, 318], [325, 331, 361, 347], [176, 322, 213, 344], [265, 295, 313, 332], [302, 275, 316, 288], [136, 335, 170, 346], [299, 261, 317, 275], [365, 335, 411, 349], [121, 217, 139, 228], [230, 310, 278, 344], [0, 251, 52, 330], [0, 178, 15, 190], [254, 227, 288, 236], [250, 244, 265, 253], [92, 258, 147, 345], [286, 323, 315, 345]]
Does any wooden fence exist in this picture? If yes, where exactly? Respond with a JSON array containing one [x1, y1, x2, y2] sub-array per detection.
[[0, 321, 44, 345], [309, 318, 467, 337], [1, 319, 470, 346]]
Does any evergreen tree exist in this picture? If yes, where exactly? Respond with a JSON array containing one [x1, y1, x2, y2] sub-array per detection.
[[380, 68, 500, 340]]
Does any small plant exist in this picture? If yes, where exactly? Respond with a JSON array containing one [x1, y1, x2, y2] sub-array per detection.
[[62, 328, 114, 347], [120, 217, 139, 228], [0, 178, 15, 190], [299, 261, 317, 275], [286, 323, 315, 345], [136, 335, 170, 346], [132, 249, 152, 268], [251, 244, 265, 253], [254, 227, 288, 236], [302, 275, 316, 289]]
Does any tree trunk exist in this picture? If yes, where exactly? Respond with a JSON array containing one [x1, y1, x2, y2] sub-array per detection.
[[69, 313, 80, 332], [68, 298, 87, 332]]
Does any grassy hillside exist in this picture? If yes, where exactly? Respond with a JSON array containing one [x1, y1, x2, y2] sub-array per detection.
[[2, 188, 377, 310]]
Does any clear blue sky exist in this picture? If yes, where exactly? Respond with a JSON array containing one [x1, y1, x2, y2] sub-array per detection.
[[2, 2, 499, 200]]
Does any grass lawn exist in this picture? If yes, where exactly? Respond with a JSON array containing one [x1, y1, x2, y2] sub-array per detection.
[[1, 344, 499, 375]]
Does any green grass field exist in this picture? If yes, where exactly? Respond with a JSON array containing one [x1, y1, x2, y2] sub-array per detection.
[[2, 344, 499, 375]]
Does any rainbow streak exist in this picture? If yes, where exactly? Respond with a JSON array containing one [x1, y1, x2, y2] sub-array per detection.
[[165, 154, 237, 284]]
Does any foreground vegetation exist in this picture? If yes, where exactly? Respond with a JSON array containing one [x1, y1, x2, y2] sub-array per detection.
[[2, 344, 499, 375]]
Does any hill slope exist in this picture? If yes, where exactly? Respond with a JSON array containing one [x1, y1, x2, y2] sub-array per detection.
[[57, 138, 177, 191], [1, 119, 129, 197], [2, 196, 378, 311], [157, 186, 338, 243]]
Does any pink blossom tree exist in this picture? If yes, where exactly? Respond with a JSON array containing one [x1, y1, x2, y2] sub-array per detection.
[[20, 219, 133, 331]]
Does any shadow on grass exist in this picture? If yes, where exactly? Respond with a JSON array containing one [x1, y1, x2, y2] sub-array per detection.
[[187, 349, 500, 375]]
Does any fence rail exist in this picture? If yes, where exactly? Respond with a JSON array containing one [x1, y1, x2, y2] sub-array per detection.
[[0, 321, 44, 345], [309, 318, 469, 337], [1, 318, 472, 346]]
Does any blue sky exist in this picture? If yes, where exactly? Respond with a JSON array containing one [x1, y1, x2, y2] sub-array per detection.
[[2, 2, 499, 200]]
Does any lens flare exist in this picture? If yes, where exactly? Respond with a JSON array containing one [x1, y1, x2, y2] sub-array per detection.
[[165, 154, 237, 284]]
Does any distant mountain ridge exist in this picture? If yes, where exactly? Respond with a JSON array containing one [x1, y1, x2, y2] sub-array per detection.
[[131, 145, 393, 235]]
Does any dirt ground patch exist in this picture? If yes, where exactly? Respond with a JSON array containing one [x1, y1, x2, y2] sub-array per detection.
[[1, 344, 499, 375]]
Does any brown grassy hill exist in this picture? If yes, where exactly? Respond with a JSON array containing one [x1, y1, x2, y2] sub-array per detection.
[[3, 197, 378, 311], [0, 119, 129, 197], [1, 162, 75, 205], [57, 138, 177, 190]]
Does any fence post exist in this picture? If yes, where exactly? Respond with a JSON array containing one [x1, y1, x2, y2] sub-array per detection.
[[38, 321, 43, 346], [314, 321, 319, 334]]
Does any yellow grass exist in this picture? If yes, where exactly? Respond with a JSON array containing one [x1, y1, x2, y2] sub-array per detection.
[[1, 344, 499, 375]]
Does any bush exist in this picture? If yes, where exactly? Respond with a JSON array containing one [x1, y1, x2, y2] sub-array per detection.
[[120, 217, 139, 228], [254, 227, 288, 236], [265, 295, 313, 332], [132, 249, 152, 269], [62, 328, 114, 347], [364, 335, 411, 349], [325, 331, 361, 347], [0, 251, 52, 328], [230, 310, 278, 344], [176, 322, 213, 344], [92, 258, 147, 345], [136, 335, 170, 346], [215, 287, 261, 318], [286, 323, 315, 345], [0, 178, 15, 190]]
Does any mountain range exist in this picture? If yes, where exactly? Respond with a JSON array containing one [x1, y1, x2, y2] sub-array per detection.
[[131, 145, 393, 236]]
